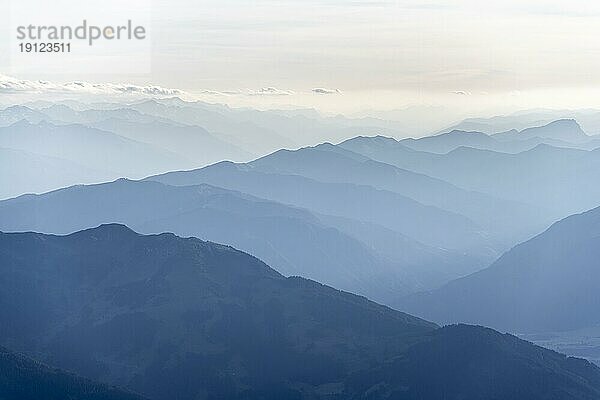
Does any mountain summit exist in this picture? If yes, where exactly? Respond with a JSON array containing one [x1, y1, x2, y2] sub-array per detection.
[[0, 225, 599, 399], [494, 119, 589, 142]]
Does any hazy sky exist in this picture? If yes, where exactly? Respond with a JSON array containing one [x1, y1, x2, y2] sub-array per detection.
[[3, 0, 600, 115]]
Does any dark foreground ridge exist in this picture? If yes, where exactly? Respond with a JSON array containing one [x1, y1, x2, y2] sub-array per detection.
[[0, 224, 599, 399], [0, 346, 146, 400]]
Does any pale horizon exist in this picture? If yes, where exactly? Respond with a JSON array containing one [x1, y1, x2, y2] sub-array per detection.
[[3, 0, 600, 123]]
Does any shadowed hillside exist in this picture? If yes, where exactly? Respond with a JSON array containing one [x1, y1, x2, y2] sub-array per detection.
[[0, 225, 599, 399], [0, 346, 146, 400]]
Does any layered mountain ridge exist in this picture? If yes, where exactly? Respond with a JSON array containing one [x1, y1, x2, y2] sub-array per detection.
[[1, 225, 599, 399]]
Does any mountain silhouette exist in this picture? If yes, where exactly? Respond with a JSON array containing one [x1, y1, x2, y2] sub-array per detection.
[[399, 205, 600, 332], [1, 225, 600, 399], [0, 147, 111, 200], [438, 111, 600, 137], [384, 120, 599, 154], [128, 99, 296, 155], [340, 135, 600, 219], [148, 160, 491, 275], [494, 119, 589, 143], [400, 130, 499, 153], [0, 346, 146, 400], [90, 118, 252, 163], [0, 178, 428, 303], [0, 120, 186, 179], [0, 105, 48, 127], [255, 141, 549, 247]]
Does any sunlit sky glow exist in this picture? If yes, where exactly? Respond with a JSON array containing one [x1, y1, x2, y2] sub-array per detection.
[[3, 0, 600, 117]]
